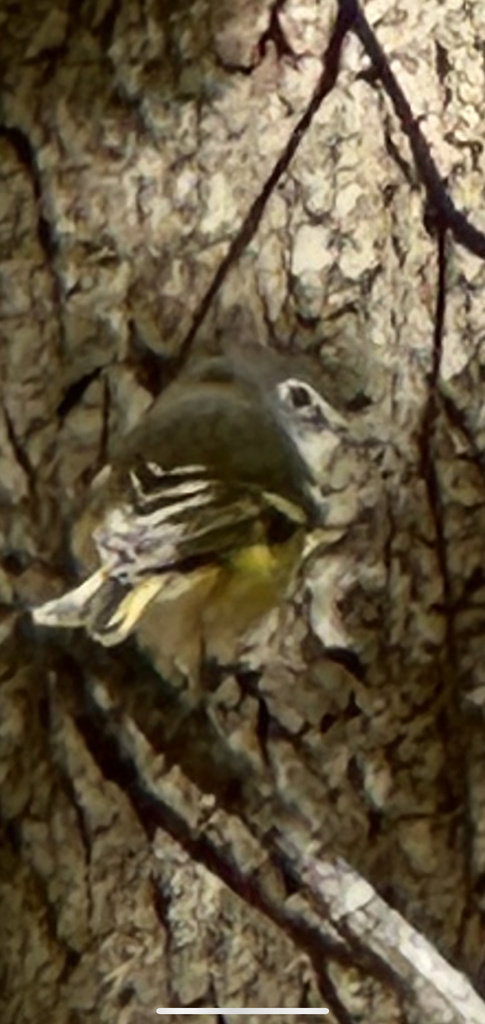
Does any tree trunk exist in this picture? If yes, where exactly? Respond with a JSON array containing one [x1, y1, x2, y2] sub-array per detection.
[[2, 1, 485, 1022]]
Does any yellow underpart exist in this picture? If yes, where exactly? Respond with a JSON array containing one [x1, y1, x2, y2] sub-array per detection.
[[201, 533, 304, 643], [96, 533, 304, 652], [230, 542, 279, 577]]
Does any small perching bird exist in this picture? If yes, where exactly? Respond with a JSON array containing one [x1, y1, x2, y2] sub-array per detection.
[[32, 354, 341, 662]]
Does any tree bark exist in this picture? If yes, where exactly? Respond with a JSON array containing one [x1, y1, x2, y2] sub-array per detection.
[[2, 1, 485, 1022]]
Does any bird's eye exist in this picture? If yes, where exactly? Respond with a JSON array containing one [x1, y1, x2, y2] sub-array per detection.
[[277, 378, 338, 430], [278, 377, 346, 435], [288, 384, 313, 409]]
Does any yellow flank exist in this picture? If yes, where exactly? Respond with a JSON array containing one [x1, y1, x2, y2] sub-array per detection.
[[198, 532, 305, 654], [230, 543, 279, 577], [228, 531, 304, 583]]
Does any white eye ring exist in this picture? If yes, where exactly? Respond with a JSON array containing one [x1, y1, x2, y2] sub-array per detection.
[[277, 378, 318, 408], [282, 381, 315, 410], [277, 378, 346, 431]]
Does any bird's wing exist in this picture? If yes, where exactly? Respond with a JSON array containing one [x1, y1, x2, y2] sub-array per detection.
[[32, 461, 306, 647], [94, 461, 305, 586]]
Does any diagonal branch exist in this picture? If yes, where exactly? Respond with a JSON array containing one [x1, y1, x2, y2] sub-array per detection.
[[67, 665, 485, 1023], [178, 0, 358, 364], [353, 9, 485, 259]]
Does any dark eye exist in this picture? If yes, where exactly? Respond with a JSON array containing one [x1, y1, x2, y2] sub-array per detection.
[[278, 378, 334, 430], [288, 384, 313, 408]]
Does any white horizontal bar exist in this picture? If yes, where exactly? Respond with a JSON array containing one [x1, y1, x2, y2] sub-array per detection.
[[156, 1010, 329, 1015]]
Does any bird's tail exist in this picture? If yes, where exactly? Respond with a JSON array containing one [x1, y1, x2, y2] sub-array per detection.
[[32, 570, 165, 647], [32, 569, 110, 629]]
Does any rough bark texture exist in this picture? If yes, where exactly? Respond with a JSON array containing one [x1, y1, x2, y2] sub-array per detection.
[[2, 1, 485, 1022]]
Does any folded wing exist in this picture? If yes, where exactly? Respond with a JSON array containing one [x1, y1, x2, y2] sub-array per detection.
[[33, 461, 306, 646]]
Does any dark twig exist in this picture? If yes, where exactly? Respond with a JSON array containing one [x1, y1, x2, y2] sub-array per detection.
[[353, 10, 485, 259], [178, 0, 358, 366]]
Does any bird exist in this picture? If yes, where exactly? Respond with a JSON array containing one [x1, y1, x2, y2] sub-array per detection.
[[32, 353, 343, 670]]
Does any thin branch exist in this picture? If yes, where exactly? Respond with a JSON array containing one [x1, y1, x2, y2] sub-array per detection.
[[178, 0, 358, 365], [353, 9, 485, 259]]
